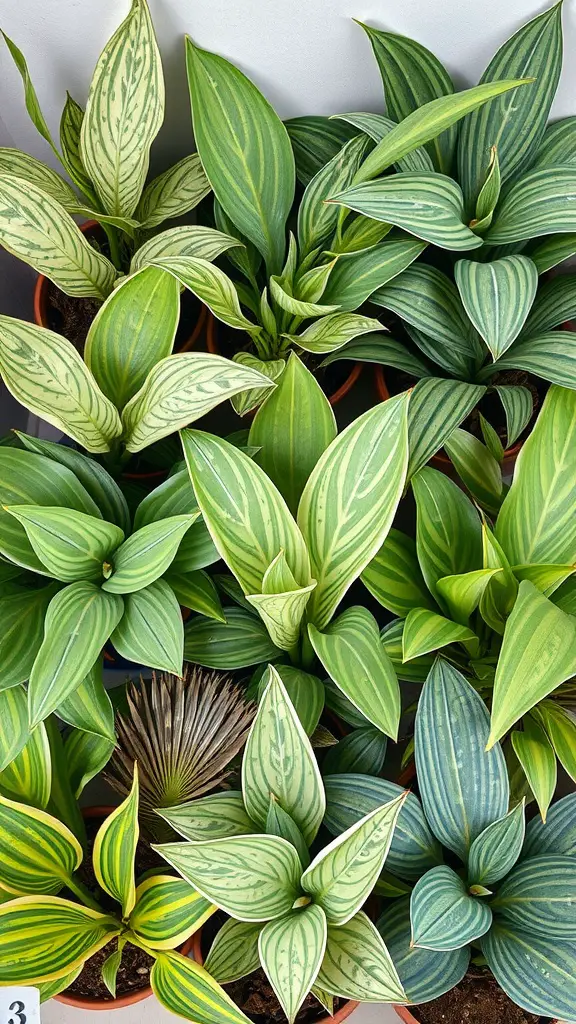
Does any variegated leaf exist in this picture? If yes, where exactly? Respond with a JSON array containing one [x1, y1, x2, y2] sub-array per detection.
[[93, 767, 139, 916], [157, 792, 257, 843], [0, 795, 82, 895], [481, 923, 576, 1023], [111, 579, 184, 674], [5, 505, 123, 583], [135, 154, 211, 228], [454, 256, 538, 361], [131, 225, 242, 271], [259, 905, 327, 1024], [184, 605, 281, 669], [204, 918, 262, 983], [102, 515, 197, 594], [129, 874, 214, 949], [316, 911, 405, 1002], [468, 801, 526, 886], [411, 865, 492, 950], [151, 949, 252, 1024]]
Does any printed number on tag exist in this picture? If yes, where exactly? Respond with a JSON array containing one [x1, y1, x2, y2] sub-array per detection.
[[1, 988, 40, 1024]]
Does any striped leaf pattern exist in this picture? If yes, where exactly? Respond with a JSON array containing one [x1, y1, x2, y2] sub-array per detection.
[[489, 167, 576, 244], [320, 238, 427, 311], [411, 865, 493, 950], [285, 116, 357, 185], [130, 874, 214, 949], [28, 581, 124, 728], [204, 918, 262, 983], [468, 802, 526, 886], [407, 378, 487, 481], [65, 729, 115, 799], [322, 728, 388, 778], [309, 607, 401, 739], [270, 275, 338, 318], [0, 724, 51, 810], [301, 793, 406, 924], [165, 570, 225, 622], [56, 659, 115, 742], [298, 134, 369, 255], [37, 966, 84, 1003], [522, 274, 576, 336], [454, 256, 537, 360], [150, 256, 258, 332], [131, 225, 241, 272], [133, 470, 197, 529], [0, 896, 120, 984], [533, 702, 576, 782], [154, 834, 302, 922], [444, 429, 503, 515], [481, 922, 576, 1022], [6, 505, 123, 582], [436, 568, 503, 628], [186, 38, 294, 274], [491, 329, 576, 389], [242, 665, 325, 845], [0, 148, 78, 209], [0, 796, 81, 895], [321, 335, 430, 377], [331, 174, 482, 251], [136, 154, 211, 229], [182, 431, 310, 595], [293, 313, 383, 355], [511, 717, 557, 822], [151, 949, 252, 1024], [230, 353, 285, 418], [528, 232, 576, 273], [523, 792, 576, 858], [59, 92, 94, 198], [93, 767, 139, 916], [298, 393, 409, 628], [122, 354, 271, 453], [157, 792, 257, 842], [379, 898, 469, 1004], [458, 3, 563, 204], [415, 660, 509, 860], [0, 317, 122, 453], [402, 608, 476, 661], [316, 911, 405, 1002], [102, 515, 196, 594], [266, 800, 311, 869], [333, 112, 433, 173], [493, 855, 576, 938], [81, 0, 163, 216], [0, 686, 28, 771], [531, 116, 576, 170], [184, 606, 281, 669], [492, 385, 533, 448], [0, 584, 58, 689], [110, 579, 184, 674], [0, 175, 116, 297], [85, 267, 179, 409], [259, 905, 327, 1023], [361, 528, 437, 618]]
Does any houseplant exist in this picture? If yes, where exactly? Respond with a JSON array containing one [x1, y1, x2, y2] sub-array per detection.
[[361, 383, 576, 815], [155, 664, 409, 1022]]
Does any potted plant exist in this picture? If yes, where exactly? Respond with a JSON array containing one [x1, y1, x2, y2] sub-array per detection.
[[0, 0, 242, 350], [153, 663, 409, 1022], [322, 3, 576, 467]]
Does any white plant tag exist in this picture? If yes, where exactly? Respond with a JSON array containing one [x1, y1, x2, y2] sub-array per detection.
[[0, 988, 40, 1024]]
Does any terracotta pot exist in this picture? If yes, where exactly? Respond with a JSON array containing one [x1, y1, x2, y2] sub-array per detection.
[[392, 1001, 557, 1023], [373, 366, 522, 475], [206, 312, 363, 408], [191, 925, 359, 1023], [55, 806, 194, 1010]]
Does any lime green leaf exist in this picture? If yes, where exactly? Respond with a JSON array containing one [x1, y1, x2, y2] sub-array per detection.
[[151, 949, 252, 1024], [56, 658, 115, 742], [361, 528, 437, 619], [0, 795, 82, 895], [455, 256, 537, 361], [259, 905, 327, 1023], [184, 605, 281, 669], [532, 702, 576, 783], [468, 801, 526, 886], [93, 766, 139, 916], [402, 608, 476, 661], [102, 515, 196, 594], [512, 717, 557, 822], [111, 579, 184, 674], [291, 313, 382, 355], [0, 722, 51, 811], [512, 563, 575, 597], [136, 154, 211, 229], [0, 686, 29, 772], [473, 146, 501, 231], [130, 874, 214, 949], [65, 730, 115, 800], [436, 568, 503, 627], [5, 505, 123, 583], [150, 255, 258, 333], [444, 428, 503, 515]]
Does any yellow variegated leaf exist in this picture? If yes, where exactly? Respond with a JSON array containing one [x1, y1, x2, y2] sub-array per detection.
[[246, 552, 316, 650], [0, 795, 82, 895], [93, 766, 139, 916], [150, 256, 258, 332], [130, 874, 215, 949], [152, 949, 252, 1024]]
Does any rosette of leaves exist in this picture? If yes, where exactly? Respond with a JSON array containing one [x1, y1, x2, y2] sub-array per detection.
[[0, 0, 249, 293], [105, 667, 254, 839], [154, 665, 409, 1022], [360, 383, 576, 818]]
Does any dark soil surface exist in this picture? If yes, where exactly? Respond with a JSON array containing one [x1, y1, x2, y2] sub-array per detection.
[[412, 969, 540, 1024]]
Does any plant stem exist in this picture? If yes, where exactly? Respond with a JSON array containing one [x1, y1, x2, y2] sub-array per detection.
[[68, 875, 106, 914], [299, 629, 316, 670], [102, 223, 123, 271]]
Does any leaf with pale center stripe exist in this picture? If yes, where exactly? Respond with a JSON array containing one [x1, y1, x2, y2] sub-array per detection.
[[110, 579, 184, 674], [0, 584, 59, 689], [285, 116, 357, 186], [157, 792, 257, 843], [291, 313, 383, 355], [489, 167, 576, 245], [523, 792, 576, 859], [5, 505, 123, 583], [151, 949, 252, 1024], [0, 796, 82, 895], [402, 608, 476, 662], [55, 657, 115, 742], [490, 329, 576, 389], [260, 906, 327, 1024], [444, 429, 503, 515], [333, 111, 433, 173], [102, 515, 197, 594], [0, 686, 29, 771], [184, 605, 281, 669], [320, 238, 427, 311], [361, 528, 437, 619], [522, 273, 576, 337], [130, 874, 214, 949], [316, 911, 406, 1002], [455, 256, 537, 361], [411, 865, 493, 951], [492, 384, 533, 449], [532, 701, 576, 783], [407, 378, 487, 481], [135, 154, 211, 229], [529, 233, 576, 274], [512, 717, 556, 822], [93, 766, 139, 916], [0, 148, 78, 209], [298, 134, 370, 256], [492, 855, 576, 939], [131, 225, 241, 272], [150, 256, 258, 333], [0, 722, 51, 810]]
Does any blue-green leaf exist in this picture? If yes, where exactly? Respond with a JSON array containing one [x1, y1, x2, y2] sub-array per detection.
[[468, 801, 526, 886], [378, 898, 469, 1003], [481, 922, 576, 1021], [411, 865, 493, 950]]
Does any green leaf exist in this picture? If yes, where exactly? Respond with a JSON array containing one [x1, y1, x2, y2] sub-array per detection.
[[492, 385, 533, 448], [298, 134, 370, 255], [186, 37, 294, 274], [411, 865, 493, 950], [131, 225, 242, 271], [322, 728, 387, 777], [0, 686, 29, 772], [59, 92, 94, 198], [468, 801, 526, 886], [316, 911, 406, 1002], [65, 729, 115, 799], [5, 505, 123, 583], [512, 717, 557, 822], [0, 148, 78, 210], [266, 800, 310, 869], [531, 115, 576, 170], [529, 232, 576, 273], [0, 584, 59, 690], [415, 660, 509, 860], [0, 316, 122, 453], [482, 922, 576, 1022], [522, 273, 576, 337], [151, 950, 252, 1024], [491, 329, 576, 388], [0, 722, 51, 810], [267, 665, 324, 737], [454, 256, 537, 361], [302, 792, 406, 924], [492, 855, 576, 939], [242, 665, 325, 845], [458, 3, 563, 205], [204, 918, 262, 983], [130, 874, 214, 950], [56, 658, 115, 742], [473, 146, 501, 231], [165, 570, 225, 623], [184, 605, 281, 669], [333, 111, 433, 173], [37, 967, 84, 1004], [111, 579, 184, 674], [444, 429, 503, 515], [285, 116, 357, 186], [133, 471, 198, 531], [489, 167, 576, 245], [1, 32, 60, 158], [157, 792, 256, 842], [270, 274, 339, 318], [229, 353, 284, 418], [28, 581, 124, 728], [512, 562, 575, 597], [378, 898, 469, 1003], [320, 238, 427, 311], [0, 795, 82, 895], [309, 607, 400, 739], [81, 0, 163, 216], [523, 792, 576, 858], [153, 257, 258, 335], [155, 834, 302, 921], [93, 767, 139, 916], [532, 701, 576, 783], [248, 353, 337, 516], [259, 905, 327, 1023], [402, 608, 476, 661], [135, 154, 211, 229], [361, 528, 437, 619], [102, 515, 196, 594], [182, 431, 310, 597], [407, 378, 487, 481], [436, 568, 503, 627], [291, 313, 382, 355], [101, 940, 124, 998]]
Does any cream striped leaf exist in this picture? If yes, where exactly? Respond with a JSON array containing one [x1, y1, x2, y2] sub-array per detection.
[[59, 93, 95, 199], [297, 134, 370, 255], [468, 801, 526, 887], [402, 608, 476, 661], [492, 385, 533, 448], [332, 209, 392, 253], [186, 38, 294, 275], [230, 353, 284, 418], [0, 584, 59, 688], [154, 834, 302, 922], [411, 865, 493, 950], [512, 717, 557, 823], [0, 175, 116, 297], [473, 145, 501, 232], [0, 796, 82, 895], [285, 116, 357, 186], [298, 393, 409, 629], [93, 766, 139, 916], [0, 686, 29, 772], [454, 256, 538, 360], [184, 606, 281, 669], [361, 528, 437, 618], [165, 569, 225, 622], [130, 874, 214, 949], [181, 431, 310, 596], [309, 607, 401, 739], [133, 470, 197, 529], [85, 266, 180, 409], [529, 232, 576, 273], [496, 385, 576, 564], [131, 226, 242, 271], [28, 581, 124, 728], [151, 949, 252, 1024], [55, 658, 115, 742], [491, 329, 576, 389], [0, 316, 122, 452], [0, 723, 51, 810], [291, 313, 383, 355], [157, 792, 257, 842], [270, 275, 339, 318], [0, 896, 120, 985], [333, 111, 433, 173], [102, 515, 196, 594], [301, 793, 407, 924], [5, 505, 123, 583], [407, 378, 486, 479], [135, 154, 211, 229], [481, 922, 576, 1022], [489, 167, 576, 245], [492, 855, 576, 938], [122, 353, 271, 452], [511, 564, 574, 597], [0, 148, 78, 209], [81, 0, 163, 216], [111, 579, 183, 674], [246, 582, 316, 652], [444, 429, 503, 515], [320, 335, 430, 377], [269, 666, 325, 737], [259, 905, 327, 1024], [319, 237, 427, 311], [316, 911, 406, 1001], [204, 918, 262, 983], [242, 665, 325, 845]]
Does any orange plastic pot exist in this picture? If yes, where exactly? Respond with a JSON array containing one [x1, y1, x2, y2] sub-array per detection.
[[55, 806, 194, 1011]]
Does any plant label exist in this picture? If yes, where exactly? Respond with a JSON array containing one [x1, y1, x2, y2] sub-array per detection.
[[0, 989, 40, 1024]]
